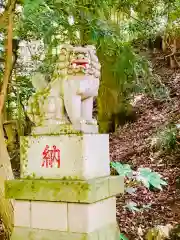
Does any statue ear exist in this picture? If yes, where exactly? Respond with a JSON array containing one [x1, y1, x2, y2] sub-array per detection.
[[86, 45, 96, 52], [60, 44, 73, 52], [52, 44, 72, 55], [87, 46, 99, 63], [31, 72, 48, 91]]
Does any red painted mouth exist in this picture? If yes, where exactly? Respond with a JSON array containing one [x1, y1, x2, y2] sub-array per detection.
[[71, 60, 89, 68]]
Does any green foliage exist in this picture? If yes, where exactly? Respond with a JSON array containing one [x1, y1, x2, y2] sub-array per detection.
[[136, 168, 168, 190], [124, 200, 151, 213], [146, 227, 162, 240], [111, 162, 167, 213], [110, 162, 133, 177], [146, 224, 173, 240], [133, 57, 170, 100], [125, 201, 141, 213], [15, 76, 35, 104], [2, 0, 180, 132], [111, 162, 168, 191], [120, 233, 129, 240], [168, 224, 180, 239], [12, 0, 176, 137], [18, 0, 71, 43], [6, 75, 34, 123], [151, 125, 178, 151]]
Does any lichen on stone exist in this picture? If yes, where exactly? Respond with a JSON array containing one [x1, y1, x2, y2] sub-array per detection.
[[20, 137, 29, 177]]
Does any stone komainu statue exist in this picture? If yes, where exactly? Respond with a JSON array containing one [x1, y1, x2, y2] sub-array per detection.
[[26, 44, 101, 134]]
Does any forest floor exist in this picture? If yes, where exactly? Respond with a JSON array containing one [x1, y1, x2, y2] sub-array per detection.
[[1, 51, 180, 240], [111, 52, 180, 239]]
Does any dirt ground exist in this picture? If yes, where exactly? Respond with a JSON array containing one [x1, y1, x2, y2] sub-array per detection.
[[111, 52, 180, 239]]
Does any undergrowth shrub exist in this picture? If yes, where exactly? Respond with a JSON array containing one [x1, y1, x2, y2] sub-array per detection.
[[111, 162, 167, 212], [168, 224, 180, 239], [150, 124, 178, 151], [111, 162, 168, 240]]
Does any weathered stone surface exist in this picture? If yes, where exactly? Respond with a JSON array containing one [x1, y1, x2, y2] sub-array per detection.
[[9, 43, 123, 240], [14, 201, 31, 228], [5, 176, 124, 203], [32, 123, 98, 135], [11, 222, 120, 240], [109, 175, 124, 196], [20, 134, 110, 180], [31, 201, 68, 231], [68, 197, 116, 233], [13, 200, 68, 231], [12, 198, 118, 236], [27, 45, 101, 134], [32, 124, 81, 135]]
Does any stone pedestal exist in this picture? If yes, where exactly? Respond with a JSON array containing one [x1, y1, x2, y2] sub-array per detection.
[[20, 134, 110, 180], [5, 133, 124, 240]]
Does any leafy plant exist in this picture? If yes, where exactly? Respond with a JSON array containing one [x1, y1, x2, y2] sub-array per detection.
[[124, 200, 152, 213], [110, 162, 133, 177], [111, 162, 168, 213], [111, 162, 167, 191], [160, 126, 178, 150], [151, 125, 178, 151], [125, 201, 140, 213], [125, 187, 137, 194], [136, 168, 168, 190], [168, 224, 180, 239], [120, 233, 129, 240]]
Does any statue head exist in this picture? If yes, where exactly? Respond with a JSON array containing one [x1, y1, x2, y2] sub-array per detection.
[[53, 44, 101, 81]]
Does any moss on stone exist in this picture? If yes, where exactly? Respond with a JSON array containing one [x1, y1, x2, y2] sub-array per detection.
[[27, 85, 51, 127], [20, 137, 29, 177], [5, 179, 91, 202], [31, 124, 84, 136], [108, 175, 124, 196], [5, 176, 124, 203]]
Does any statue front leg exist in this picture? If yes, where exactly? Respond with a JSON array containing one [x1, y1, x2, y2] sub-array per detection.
[[55, 97, 69, 124], [81, 97, 97, 125], [69, 95, 82, 124], [44, 96, 56, 120], [64, 83, 82, 125]]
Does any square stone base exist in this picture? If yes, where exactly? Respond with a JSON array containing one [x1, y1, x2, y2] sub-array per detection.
[[13, 197, 116, 233], [20, 134, 110, 180], [11, 223, 120, 240]]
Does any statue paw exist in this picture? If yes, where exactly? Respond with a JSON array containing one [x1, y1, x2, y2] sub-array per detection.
[[77, 118, 97, 125], [79, 119, 87, 124], [85, 119, 97, 125]]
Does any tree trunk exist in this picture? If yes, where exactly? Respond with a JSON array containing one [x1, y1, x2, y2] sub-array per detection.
[[97, 48, 120, 133], [0, 1, 16, 238], [0, 6, 14, 113], [0, 119, 14, 238]]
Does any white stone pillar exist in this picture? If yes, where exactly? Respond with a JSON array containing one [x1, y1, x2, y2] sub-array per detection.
[[5, 133, 124, 240]]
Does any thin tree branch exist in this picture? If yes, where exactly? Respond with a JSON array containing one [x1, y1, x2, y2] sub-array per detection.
[[0, 0, 16, 114], [0, 0, 16, 27]]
